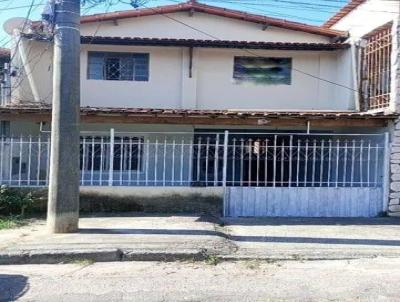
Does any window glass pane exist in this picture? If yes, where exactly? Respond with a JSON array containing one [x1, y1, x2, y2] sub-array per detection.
[[80, 136, 144, 172], [0, 121, 10, 136], [88, 52, 105, 80], [120, 57, 134, 81], [112, 137, 144, 171], [233, 57, 292, 85], [105, 57, 121, 80], [133, 53, 149, 81]]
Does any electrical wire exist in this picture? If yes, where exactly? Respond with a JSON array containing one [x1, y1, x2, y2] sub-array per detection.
[[9, 0, 37, 65], [10, 0, 113, 102], [140, 1, 358, 92], [7, 0, 396, 101]]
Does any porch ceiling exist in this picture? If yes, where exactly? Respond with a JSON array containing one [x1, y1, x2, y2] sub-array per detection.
[[0, 106, 396, 128]]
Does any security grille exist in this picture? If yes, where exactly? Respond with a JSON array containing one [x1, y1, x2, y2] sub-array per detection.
[[87, 52, 149, 81], [362, 24, 392, 110], [0, 131, 387, 188]]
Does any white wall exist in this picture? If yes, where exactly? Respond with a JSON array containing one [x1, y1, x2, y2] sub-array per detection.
[[9, 10, 357, 111], [10, 40, 54, 105], [81, 45, 183, 108], [82, 12, 331, 43], [331, 0, 399, 40], [15, 42, 353, 111], [331, 0, 399, 112], [195, 48, 353, 110]]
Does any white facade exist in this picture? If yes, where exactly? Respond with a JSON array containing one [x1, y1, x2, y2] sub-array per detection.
[[9, 10, 355, 111], [331, 0, 400, 112], [330, 0, 399, 40], [1, 2, 398, 217]]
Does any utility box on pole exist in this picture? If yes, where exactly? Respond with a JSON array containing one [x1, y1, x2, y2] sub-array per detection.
[[47, 0, 81, 233]]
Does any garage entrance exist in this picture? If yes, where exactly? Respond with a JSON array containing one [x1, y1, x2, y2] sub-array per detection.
[[222, 132, 389, 218]]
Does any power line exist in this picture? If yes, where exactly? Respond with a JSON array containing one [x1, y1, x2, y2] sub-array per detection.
[[0, 2, 45, 11], [140, 1, 357, 92], [202, 0, 329, 22], [9, 0, 37, 64]]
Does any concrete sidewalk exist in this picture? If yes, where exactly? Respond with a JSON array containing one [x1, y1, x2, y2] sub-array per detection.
[[222, 217, 400, 260], [0, 214, 233, 264], [1, 214, 400, 264]]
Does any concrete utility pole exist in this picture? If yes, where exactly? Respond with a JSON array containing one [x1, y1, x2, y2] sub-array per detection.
[[47, 0, 81, 233]]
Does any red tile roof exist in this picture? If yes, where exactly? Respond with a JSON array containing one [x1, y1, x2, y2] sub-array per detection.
[[80, 1, 348, 38], [80, 36, 349, 50], [323, 0, 366, 28]]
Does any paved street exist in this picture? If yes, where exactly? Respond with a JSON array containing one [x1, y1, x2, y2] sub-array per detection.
[[1, 258, 400, 301]]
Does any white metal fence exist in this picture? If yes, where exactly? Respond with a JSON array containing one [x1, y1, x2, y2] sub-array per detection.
[[0, 130, 388, 188]]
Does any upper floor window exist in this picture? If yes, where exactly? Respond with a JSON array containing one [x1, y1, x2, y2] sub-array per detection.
[[233, 56, 292, 85], [87, 51, 149, 81]]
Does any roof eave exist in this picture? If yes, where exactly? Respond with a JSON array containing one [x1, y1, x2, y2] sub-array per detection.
[[323, 0, 366, 28], [0, 106, 397, 120]]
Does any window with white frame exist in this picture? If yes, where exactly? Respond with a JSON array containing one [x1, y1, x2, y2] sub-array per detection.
[[87, 52, 149, 81]]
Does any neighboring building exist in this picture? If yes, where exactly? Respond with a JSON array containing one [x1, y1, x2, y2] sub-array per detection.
[[0, 47, 10, 69], [0, 47, 10, 106], [0, 0, 399, 217]]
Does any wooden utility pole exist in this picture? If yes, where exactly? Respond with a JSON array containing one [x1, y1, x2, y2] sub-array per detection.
[[47, 0, 81, 233]]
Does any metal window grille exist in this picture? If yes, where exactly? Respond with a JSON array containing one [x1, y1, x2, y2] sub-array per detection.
[[87, 52, 149, 82], [0, 131, 387, 188], [361, 24, 392, 110]]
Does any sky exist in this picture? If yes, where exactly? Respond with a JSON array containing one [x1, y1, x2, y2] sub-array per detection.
[[0, 0, 349, 48]]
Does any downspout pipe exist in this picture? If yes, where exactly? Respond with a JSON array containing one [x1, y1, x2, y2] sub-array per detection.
[[15, 30, 41, 103], [350, 41, 361, 112]]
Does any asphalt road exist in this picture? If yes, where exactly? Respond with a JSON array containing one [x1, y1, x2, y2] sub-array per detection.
[[1, 258, 400, 302]]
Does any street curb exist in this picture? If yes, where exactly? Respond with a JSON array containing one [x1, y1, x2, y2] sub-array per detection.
[[0, 249, 123, 265], [0, 248, 210, 265], [3, 248, 400, 265]]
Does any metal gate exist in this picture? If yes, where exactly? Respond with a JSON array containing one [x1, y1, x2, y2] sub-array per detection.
[[223, 133, 389, 218]]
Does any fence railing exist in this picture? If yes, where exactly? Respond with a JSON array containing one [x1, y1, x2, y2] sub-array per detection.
[[0, 130, 388, 188]]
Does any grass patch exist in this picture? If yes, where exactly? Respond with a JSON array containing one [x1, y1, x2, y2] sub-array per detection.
[[0, 215, 27, 230], [205, 255, 221, 266], [70, 259, 95, 266], [243, 260, 261, 270]]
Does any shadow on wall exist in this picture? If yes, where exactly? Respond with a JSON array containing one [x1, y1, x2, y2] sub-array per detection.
[[79, 192, 222, 215], [0, 274, 29, 301], [22, 188, 223, 216]]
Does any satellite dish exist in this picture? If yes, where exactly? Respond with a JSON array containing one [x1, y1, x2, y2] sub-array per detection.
[[3, 17, 31, 35]]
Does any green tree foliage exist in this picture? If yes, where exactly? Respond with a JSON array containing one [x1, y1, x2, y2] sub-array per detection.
[[0, 185, 34, 216]]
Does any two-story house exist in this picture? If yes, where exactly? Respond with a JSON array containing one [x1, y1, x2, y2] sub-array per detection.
[[0, 0, 399, 217]]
